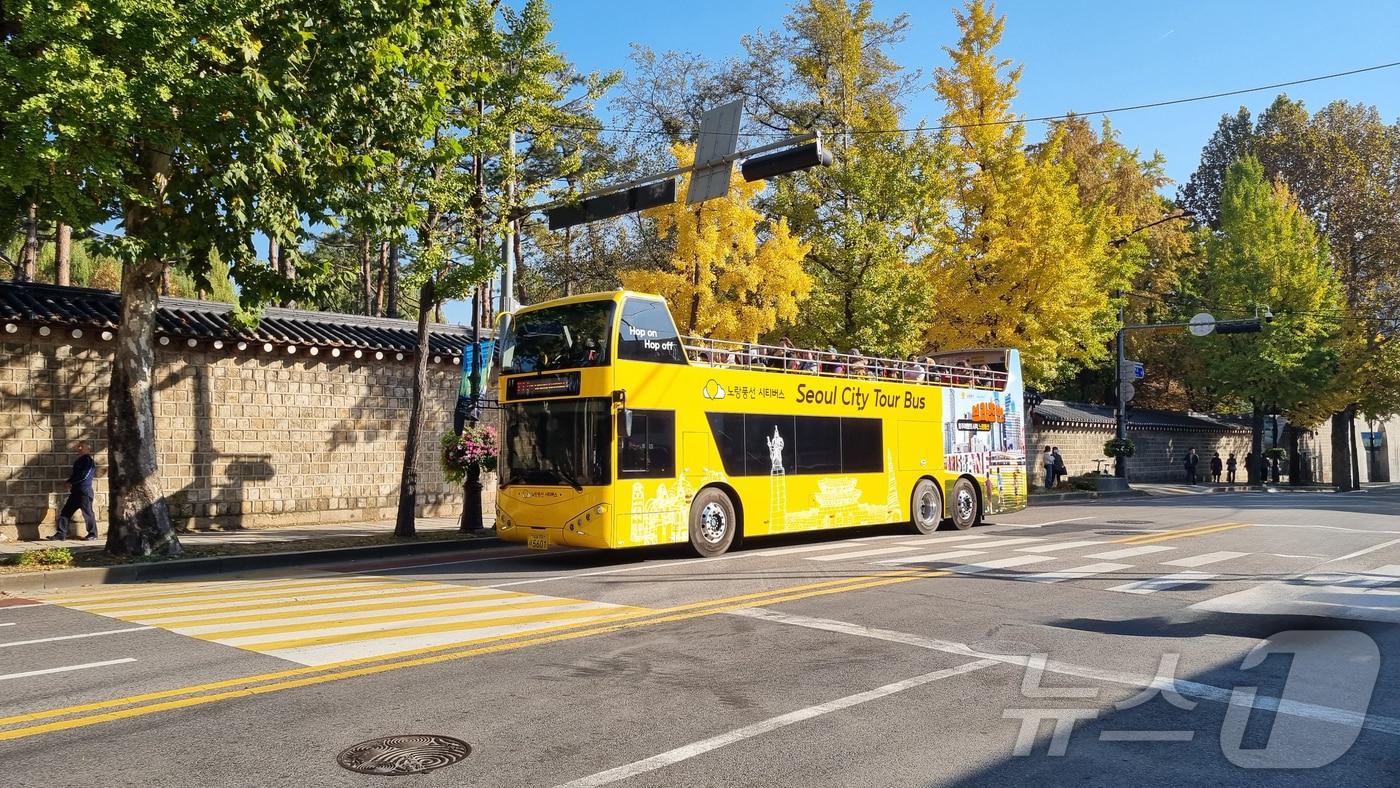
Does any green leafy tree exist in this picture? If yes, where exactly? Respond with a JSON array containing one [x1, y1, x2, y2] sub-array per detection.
[[391, 0, 613, 536], [1, 0, 456, 555], [749, 0, 949, 356], [1197, 157, 1344, 482], [1041, 116, 1199, 408], [1182, 96, 1400, 487]]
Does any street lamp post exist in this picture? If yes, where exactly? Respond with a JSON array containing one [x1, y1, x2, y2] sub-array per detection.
[[1108, 210, 1193, 480]]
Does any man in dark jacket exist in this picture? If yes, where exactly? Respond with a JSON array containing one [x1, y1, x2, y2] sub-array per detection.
[[1184, 448, 1200, 484], [48, 441, 98, 541]]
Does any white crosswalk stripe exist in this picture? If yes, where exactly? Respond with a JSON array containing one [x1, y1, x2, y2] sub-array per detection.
[[913, 537, 1042, 550], [805, 546, 919, 562], [758, 542, 877, 557], [948, 555, 1054, 574], [875, 550, 986, 565], [1021, 562, 1134, 584], [1086, 545, 1175, 560], [38, 576, 646, 667], [1162, 551, 1250, 567], [894, 533, 994, 545], [1015, 540, 1106, 553], [1107, 571, 1216, 595], [1193, 565, 1400, 623]]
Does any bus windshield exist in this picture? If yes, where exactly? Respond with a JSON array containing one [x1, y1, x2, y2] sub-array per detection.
[[501, 301, 615, 374], [504, 398, 612, 488]]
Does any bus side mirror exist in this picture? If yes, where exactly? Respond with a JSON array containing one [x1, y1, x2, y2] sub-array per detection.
[[613, 389, 631, 437]]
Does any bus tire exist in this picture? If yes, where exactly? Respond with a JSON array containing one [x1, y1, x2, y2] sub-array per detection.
[[688, 488, 736, 557], [908, 478, 942, 535], [948, 477, 981, 531]]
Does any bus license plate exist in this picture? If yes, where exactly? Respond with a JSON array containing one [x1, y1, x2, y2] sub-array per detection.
[[527, 534, 549, 550]]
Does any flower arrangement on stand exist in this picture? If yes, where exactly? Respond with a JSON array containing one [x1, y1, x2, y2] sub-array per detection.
[[441, 424, 499, 483]]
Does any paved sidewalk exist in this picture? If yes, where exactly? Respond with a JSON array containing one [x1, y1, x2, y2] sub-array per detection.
[[0, 517, 468, 556]]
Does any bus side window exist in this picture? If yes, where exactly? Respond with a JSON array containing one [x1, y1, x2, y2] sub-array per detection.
[[619, 410, 676, 478]]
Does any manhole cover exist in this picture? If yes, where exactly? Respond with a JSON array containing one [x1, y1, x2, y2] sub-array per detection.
[[1106, 519, 1152, 525], [337, 735, 471, 775]]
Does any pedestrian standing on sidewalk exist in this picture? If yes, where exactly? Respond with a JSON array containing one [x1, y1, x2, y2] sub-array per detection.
[[48, 440, 98, 541], [1042, 446, 1056, 490], [1184, 447, 1200, 484], [1210, 451, 1223, 483], [1226, 453, 1238, 484], [1052, 447, 1067, 486]]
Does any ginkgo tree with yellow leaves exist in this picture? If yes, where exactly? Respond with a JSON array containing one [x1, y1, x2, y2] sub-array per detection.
[[621, 143, 814, 342], [925, 0, 1125, 385]]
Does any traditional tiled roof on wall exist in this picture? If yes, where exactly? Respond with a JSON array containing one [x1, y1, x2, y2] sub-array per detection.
[[0, 281, 482, 360], [1032, 398, 1249, 433]]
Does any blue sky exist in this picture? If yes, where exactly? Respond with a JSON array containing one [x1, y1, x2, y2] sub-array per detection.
[[443, 0, 1400, 324]]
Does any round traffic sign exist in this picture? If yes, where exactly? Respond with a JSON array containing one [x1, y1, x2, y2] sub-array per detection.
[[1188, 312, 1216, 337]]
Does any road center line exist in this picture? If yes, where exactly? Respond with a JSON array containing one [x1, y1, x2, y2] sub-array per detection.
[[0, 627, 155, 649], [553, 659, 1000, 788], [0, 659, 138, 682], [730, 608, 1400, 737]]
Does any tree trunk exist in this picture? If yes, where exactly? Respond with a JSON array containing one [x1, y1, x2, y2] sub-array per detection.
[[1287, 427, 1301, 485], [1330, 406, 1358, 491], [395, 277, 435, 537], [20, 201, 39, 281], [55, 223, 72, 286], [374, 240, 389, 316], [1248, 401, 1265, 486], [359, 232, 373, 315], [106, 259, 181, 556], [160, 266, 172, 296], [386, 242, 400, 318]]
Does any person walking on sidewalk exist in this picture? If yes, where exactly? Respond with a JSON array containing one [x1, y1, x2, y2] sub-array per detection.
[[48, 440, 98, 541], [1210, 452, 1224, 483], [1052, 447, 1067, 486], [1183, 448, 1200, 484], [1226, 453, 1238, 484], [1042, 446, 1056, 490]]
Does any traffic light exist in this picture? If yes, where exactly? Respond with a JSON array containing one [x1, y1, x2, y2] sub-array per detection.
[[546, 178, 677, 230], [1215, 319, 1263, 334], [740, 141, 833, 182]]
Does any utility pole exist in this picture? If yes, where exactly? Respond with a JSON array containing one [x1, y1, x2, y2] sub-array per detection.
[[500, 129, 516, 316], [1114, 296, 1128, 478]]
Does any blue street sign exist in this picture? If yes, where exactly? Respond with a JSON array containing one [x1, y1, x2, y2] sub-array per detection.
[[1132, 361, 1145, 380]]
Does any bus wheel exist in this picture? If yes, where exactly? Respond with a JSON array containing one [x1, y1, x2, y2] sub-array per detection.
[[948, 477, 981, 531], [688, 488, 736, 557], [908, 478, 942, 535]]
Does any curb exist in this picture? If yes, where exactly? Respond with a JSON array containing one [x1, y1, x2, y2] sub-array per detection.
[[0, 535, 505, 594]]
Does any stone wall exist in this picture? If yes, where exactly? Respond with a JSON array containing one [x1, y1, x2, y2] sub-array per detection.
[[1027, 424, 1253, 484], [1, 333, 492, 540]]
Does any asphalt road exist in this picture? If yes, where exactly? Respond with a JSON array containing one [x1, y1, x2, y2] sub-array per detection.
[[2, 486, 1398, 787]]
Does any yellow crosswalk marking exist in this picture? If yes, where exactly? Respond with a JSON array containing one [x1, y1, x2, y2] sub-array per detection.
[[233, 606, 643, 652], [47, 575, 385, 607], [69, 579, 443, 614], [185, 596, 608, 642], [88, 585, 502, 622], [136, 590, 525, 628]]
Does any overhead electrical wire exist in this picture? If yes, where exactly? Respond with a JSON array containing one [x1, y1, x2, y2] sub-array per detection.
[[546, 59, 1400, 139]]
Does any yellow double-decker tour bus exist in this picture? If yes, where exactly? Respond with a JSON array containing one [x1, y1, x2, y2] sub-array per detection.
[[494, 291, 1028, 557]]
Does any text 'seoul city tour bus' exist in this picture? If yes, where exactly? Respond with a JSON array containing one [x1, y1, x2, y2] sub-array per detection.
[[495, 291, 1028, 556]]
